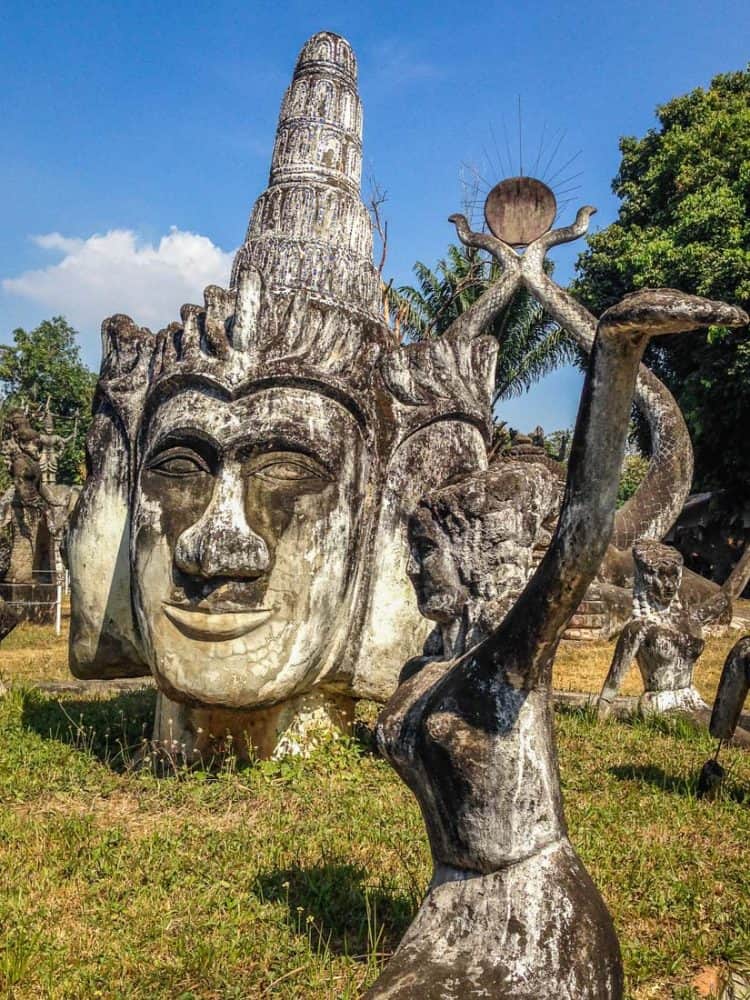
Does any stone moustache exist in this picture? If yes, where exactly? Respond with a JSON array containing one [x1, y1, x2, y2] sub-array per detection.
[[368, 280, 747, 997]]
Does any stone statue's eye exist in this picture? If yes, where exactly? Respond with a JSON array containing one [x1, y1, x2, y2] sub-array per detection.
[[252, 456, 329, 484], [146, 449, 211, 478]]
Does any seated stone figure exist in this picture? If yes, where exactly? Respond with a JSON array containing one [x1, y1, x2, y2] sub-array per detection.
[[597, 540, 715, 718], [368, 286, 747, 999]]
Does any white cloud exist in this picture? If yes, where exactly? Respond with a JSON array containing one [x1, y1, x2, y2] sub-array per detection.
[[2, 227, 236, 352]]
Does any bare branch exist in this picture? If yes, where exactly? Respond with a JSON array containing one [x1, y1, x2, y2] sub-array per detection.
[[367, 172, 389, 276]]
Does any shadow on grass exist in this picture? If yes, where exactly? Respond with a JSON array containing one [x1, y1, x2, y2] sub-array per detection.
[[21, 687, 156, 770], [608, 763, 696, 796], [608, 762, 749, 803], [255, 862, 415, 959]]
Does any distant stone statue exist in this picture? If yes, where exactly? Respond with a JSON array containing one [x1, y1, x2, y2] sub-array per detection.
[[597, 539, 740, 718], [0, 409, 46, 584], [0, 406, 78, 621], [367, 201, 747, 995], [38, 397, 76, 485]]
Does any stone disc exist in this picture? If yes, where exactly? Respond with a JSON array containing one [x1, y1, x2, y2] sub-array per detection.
[[484, 177, 557, 247]]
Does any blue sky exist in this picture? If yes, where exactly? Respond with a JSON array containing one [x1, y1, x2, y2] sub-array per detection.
[[2, 0, 748, 431]]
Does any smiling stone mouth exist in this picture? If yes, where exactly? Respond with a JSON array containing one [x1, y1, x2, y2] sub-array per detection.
[[163, 602, 273, 641]]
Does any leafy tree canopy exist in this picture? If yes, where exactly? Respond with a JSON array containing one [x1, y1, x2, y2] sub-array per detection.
[[573, 66, 750, 494], [388, 243, 578, 409], [0, 317, 96, 486]]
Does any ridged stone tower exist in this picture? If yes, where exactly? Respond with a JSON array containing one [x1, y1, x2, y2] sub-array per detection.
[[231, 31, 382, 324]]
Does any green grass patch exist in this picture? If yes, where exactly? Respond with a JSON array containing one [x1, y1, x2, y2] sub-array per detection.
[[1, 691, 750, 997]]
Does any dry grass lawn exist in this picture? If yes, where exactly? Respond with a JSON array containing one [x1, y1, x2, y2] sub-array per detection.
[[4, 600, 750, 704], [2, 604, 750, 998]]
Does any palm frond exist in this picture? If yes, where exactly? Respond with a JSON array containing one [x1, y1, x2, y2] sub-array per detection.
[[390, 244, 575, 400]]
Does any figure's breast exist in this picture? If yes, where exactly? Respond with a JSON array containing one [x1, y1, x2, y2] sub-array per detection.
[[377, 660, 566, 872]]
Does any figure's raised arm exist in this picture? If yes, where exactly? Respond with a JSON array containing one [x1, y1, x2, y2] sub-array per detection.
[[484, 289, 748, 686]]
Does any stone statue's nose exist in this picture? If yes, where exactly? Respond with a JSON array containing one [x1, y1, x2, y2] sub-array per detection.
[[174, 463, 269, 579]]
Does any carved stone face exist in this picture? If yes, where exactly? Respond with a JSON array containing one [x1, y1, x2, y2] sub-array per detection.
[[634, 540, 683, 609], [132, 384, 366, 707], [407, 462, 562, 636], [406, 507, 467, 623]]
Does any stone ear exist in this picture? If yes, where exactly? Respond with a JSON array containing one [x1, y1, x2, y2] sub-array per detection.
[[232, 267, 265, 352]]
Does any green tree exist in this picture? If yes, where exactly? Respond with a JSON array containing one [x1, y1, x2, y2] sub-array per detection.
[[0, 317, 96, 485], [573, 66, 750, 494], [617, 454, 649, 507], [389, 243, 578, 408]]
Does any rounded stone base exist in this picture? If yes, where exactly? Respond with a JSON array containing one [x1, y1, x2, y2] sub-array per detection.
[[149, 688, 356, 765], [364, 839, 623, 999], [639, 686, 708, 716]]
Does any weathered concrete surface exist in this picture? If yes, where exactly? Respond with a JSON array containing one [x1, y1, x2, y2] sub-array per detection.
[[598, 540, 711, 717], [709, 635, 750, 741], [68, 32, 505, 759], [65, 30, 744, 760], [370, 247, 747, 996], [0, 408, 77, 623]]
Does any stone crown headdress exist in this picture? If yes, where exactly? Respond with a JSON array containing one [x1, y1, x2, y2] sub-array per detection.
[[99, 31, 499, 456]]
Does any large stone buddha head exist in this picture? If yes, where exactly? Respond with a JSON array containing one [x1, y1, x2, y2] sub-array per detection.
[[130, 279, 376, 710], [68, 31, 500, 757]]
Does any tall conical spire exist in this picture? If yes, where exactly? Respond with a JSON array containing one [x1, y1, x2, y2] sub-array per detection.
[[231, 31, 382, 323]]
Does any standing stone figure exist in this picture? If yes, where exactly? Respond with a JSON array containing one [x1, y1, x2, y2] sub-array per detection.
[[597, 539, 742, 718], [0, 410, 46, 581], [0, 406, 79, 597], [38, 397, 77, 486], [368, 256, 747, 995]]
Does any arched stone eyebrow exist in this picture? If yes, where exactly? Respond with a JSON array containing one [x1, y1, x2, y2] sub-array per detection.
[[232, 436, 335, 476], [145, 432, 220, 472]]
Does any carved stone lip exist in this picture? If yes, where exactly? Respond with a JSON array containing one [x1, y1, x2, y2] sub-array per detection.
[[162, 602, 273, 641]]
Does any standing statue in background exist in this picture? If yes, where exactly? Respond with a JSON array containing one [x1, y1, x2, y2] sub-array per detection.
[[0, 407, 79, 621], [38, 397, 77, 485], [0, 409, 47, 584], [366, 167, 747, 996]]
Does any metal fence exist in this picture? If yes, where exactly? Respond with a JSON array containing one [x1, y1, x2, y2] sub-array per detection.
[[0, 570, 68, 634]]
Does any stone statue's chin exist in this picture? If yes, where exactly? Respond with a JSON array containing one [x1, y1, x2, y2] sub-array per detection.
[[162, 602, 273, 641]]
